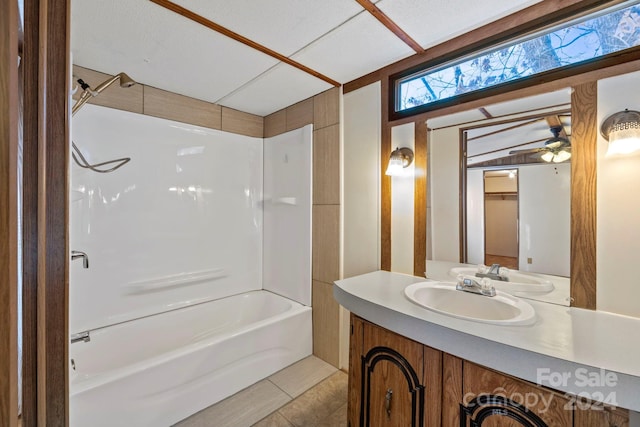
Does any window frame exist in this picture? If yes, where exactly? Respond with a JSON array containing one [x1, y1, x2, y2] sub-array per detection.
[[389, 1, 640, 121]]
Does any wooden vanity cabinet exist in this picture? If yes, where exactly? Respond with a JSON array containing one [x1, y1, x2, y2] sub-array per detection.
[[448, 356, 572, 426], [348, 315, 629, 427], [348, 314, 442, 426]]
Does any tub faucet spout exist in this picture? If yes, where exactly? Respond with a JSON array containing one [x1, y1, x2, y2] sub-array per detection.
[[71, 250, 89, 268]]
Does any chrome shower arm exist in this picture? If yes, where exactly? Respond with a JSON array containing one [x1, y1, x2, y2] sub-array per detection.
[[71, 72, 136, 173]]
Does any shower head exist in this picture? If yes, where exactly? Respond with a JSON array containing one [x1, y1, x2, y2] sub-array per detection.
[[72, 72, 137, 116], [93, 72, 136, 93], [116, 72, 136, 88]]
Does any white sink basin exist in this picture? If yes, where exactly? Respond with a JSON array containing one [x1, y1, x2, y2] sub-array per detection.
[[448, 267, 554, 293], [404, 281, 536, 326]]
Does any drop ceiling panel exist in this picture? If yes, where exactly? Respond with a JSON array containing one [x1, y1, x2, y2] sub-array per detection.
[[291, 11, 415, 84], [466, 118, 551, 157], [427, 110, 486, 129], [377, 0, 542, 50], [71, 0, 279, 106], [171, 0, 365, 56], [218, 64, 333, 117], [485, 89, 571, 117]]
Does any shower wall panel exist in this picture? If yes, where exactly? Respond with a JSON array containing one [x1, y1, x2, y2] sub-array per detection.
[[263, 125, 312, 306], [70, 104, 263, 333]]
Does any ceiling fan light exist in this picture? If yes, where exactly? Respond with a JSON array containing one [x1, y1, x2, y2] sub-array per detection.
[[541, 151, 554, 162], [553, 150, 571, 163]]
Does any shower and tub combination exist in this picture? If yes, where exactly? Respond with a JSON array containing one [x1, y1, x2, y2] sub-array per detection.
[[69, 77, 313, 426]]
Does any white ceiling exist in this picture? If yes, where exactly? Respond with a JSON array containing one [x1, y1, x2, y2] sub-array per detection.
[[71, 0, 543, 117]]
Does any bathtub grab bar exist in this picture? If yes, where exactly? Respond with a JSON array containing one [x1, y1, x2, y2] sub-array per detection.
[[124, 268, 227, 294]]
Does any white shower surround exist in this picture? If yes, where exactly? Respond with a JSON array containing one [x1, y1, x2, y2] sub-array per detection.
[[69, 105, 312, 425]]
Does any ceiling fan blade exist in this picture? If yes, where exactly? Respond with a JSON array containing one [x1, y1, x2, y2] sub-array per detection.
[[509, 147, 545, 155]]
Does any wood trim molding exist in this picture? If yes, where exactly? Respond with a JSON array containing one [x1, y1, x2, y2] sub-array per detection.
[[150, 0, 340, 87], [354, 0, 423, 53], [1, 0, 19, 423], [413, 121, 427, 277], [381, 78, 391, 271], [23, 0, 71, 424], [570, 82, 597, 309], [22, 0, 40, 424]]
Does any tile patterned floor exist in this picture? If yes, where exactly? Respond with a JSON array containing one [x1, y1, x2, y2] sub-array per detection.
[[174, 356, 347, 427]]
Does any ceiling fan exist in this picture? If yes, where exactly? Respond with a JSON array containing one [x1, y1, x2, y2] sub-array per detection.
[[509, 126, 571, 163]]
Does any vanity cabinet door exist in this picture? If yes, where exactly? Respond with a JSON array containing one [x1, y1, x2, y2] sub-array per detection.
[[460, 362, 572, 427], [348, 315, 441, 427]]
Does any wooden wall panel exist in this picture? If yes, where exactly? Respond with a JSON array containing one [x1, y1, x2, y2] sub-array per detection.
[[1, 0, 19, 423], [414, 120, 427, 277], [313, 125, 340, 205], [143, 86, 221, 130], [314, 87, 340, 129], [264, 109, 286, 138], [381, 124, 392, 271], [37, 1, 71, 424], [221, 106, 263, 138], [312, 205, 340, 284], [571, 82, 598, 310], [72, 65, 144, 114], [285, 98, 314, 131], [312, 280, 341, 367]]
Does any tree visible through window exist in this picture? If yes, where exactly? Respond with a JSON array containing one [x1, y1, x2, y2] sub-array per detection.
[[396, 2, 640, 112]]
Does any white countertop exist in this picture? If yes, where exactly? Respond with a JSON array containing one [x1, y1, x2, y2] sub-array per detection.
[[334, 270, 640, 412]]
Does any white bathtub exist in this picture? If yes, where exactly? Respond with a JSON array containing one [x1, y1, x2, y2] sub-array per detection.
[[69, 290, 312, 427]]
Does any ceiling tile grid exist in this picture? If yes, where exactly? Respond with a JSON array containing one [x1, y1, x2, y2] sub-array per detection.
[[291, 11, 416, 84], [72, 0, 279, 108], [217, 63, 333, 116], [376, 0, 542, 50], [171, 0, 365, 57], [72, 0, 555, 117]]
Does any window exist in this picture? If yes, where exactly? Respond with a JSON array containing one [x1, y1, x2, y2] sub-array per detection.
[[395, 1, 640, 115]]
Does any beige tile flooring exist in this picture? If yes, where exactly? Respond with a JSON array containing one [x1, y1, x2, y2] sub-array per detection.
[[174, 356, 347, 427]]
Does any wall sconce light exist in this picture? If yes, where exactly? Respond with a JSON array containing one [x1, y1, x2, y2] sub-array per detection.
[[600, 109, 640, 156], [385, 147, 414, 176]]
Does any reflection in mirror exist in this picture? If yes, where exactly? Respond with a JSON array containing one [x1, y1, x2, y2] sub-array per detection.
[[427, 89, 572, 306]]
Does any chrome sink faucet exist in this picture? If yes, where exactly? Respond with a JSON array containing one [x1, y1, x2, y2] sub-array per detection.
[[71, 250, 89, 268], [475, 263, 509, 282], [456, 276, 496, 297]]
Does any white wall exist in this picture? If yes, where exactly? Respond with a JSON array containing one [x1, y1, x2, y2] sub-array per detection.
[[343, 82, 381, 370], [343, 83, 380, 278], [429, 127, 460, 262], [466, 169, 484, 264], [391, 123, 415, 274], [518, 163, 570, 276], [597, 70, 640, 318]]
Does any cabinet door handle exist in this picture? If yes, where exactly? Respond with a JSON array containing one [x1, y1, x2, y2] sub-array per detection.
[[385, 388, 393, 418]]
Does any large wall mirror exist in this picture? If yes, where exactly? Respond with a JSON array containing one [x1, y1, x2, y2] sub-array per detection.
[[428, 88, 573, 306]]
